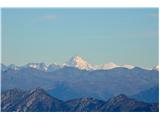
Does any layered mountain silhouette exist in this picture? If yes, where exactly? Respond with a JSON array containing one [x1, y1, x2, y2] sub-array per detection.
[[2, 65, 158, 103], [1, 56, 159, 110], [1, 88, 158, 112]]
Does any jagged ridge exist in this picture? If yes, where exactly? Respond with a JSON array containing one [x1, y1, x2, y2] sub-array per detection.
[[1, 88, 159, 112]]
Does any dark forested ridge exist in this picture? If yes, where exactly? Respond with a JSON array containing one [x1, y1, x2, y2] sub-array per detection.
[[1, 88, 159, 112]]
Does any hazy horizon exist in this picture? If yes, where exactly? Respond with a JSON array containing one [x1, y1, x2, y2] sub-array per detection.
[[1, 8, 159, 69]]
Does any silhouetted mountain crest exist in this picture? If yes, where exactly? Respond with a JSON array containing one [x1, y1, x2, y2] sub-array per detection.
[[1, 88, 158, 112]]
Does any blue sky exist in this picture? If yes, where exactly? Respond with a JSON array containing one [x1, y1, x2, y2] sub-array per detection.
[[1, 8, 158, 68]]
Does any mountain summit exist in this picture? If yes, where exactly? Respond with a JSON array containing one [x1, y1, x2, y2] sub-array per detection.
[[65, 56, 92, 70]]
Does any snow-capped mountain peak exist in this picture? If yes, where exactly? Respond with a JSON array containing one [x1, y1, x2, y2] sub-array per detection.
[[1, 56, 156, 72], [65, 56, 92, 70]]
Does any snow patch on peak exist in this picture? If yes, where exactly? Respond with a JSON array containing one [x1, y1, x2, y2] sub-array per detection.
[[122, 64, 135, 69], [152, 65, 159, 71], [100, 62, 119, 70], [27, 63, 37, 68], [25, 63, 48, 71], [47, 63, 63, 72], [65, 56, 92, 70]]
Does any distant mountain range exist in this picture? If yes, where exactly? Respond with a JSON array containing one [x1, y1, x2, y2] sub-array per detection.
[[1, 56, 159, 103], [1, 88, 158, 112], [1, 56, 159, 71]]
